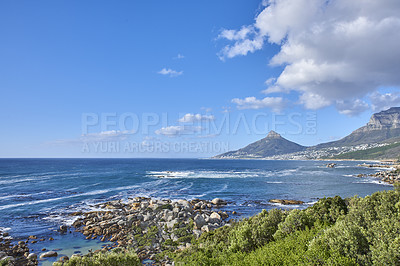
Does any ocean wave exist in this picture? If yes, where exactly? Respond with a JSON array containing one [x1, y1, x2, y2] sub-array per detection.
[[0, 184, 142, 211], [147, 169, 284, 179], [268, 202, 304, 208], [352, 179, 392, 186]]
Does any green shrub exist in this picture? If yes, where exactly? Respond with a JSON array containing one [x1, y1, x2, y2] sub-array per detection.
[[306, 195, 348, 224], [228, 208, 284, 252], [273, 209, 312, 240], [172, 188, 400, 265], [52, 249, 140, 266]]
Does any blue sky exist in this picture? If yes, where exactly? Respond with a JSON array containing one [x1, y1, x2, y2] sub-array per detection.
[[1, 0, 399, 158]]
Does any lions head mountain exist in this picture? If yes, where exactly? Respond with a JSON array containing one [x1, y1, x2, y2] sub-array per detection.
[[215, 107, 400, 160], [215, 131, 306, 159]]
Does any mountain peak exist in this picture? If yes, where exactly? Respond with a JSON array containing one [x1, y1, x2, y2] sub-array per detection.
[[365, 106, 400, 130], [266, 130, 281, 139]]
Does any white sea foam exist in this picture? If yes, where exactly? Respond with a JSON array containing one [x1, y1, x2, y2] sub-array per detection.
[[268, 202, 303, 208], [353, 179, 392, 186], [0, 184, 142, 211], [147, 169, 279, 179]]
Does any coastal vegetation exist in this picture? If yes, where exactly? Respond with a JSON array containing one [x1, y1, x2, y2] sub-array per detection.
[[168, 186, 400, 265], [52, 248, 140, 266], [47, 185, 400, 265], [3, 173, 400, 265]]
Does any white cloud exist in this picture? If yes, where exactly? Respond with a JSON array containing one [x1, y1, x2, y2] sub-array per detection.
[[336, 99, 370, 116], [219, 0, 400, 114], [219, 26, 255, 41], [81, 130, 134, 141], [158, 68, 183, 77], [48, 130, 134, 145], [174, 54, 185, 59], [155, 126, 202, 137], [178, 113, 215, 123], [370, 92, 400, 111], [232, 96, 286, 112], [200, 107, 212, 113]]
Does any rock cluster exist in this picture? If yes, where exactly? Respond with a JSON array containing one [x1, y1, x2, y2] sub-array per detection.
[[369, 169, 400, 184], [357, 163, 400, 184], [269, 199, 304, 205], [326, 163, 336, 168], [357, 163, 396, 168], [70, 197, 232, 263], [0, 230, 38, 266]]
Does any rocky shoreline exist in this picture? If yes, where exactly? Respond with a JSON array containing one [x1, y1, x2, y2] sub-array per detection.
[[357, 162, 400, 184], [0, 230, 38, 265], [1, 195, 311, 265], [62, 197, 234, 265]]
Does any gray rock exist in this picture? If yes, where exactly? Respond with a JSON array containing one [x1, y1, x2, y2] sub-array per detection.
[[59, 255, 69, 262], [143, 213, 152, 222], [201, 224, 217, 232], [27, 253, 37, 260], [164, 211, 174, 221], [193, 229, 202, 238], [0, 252, 6, 259], [166, 219, 178, 229], [194, 214, 206, 229], [211, 198, 227, 205], [177, 199, 190, 209], [201, 225, 210, 232], [40, 251, 58, 258], [0, 256, 15, 262], [209, 212, 221, 224]]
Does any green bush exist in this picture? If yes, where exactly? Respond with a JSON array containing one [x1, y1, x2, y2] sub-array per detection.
[[228, 208, 284, 252], [53, 249, 140, 266], [171, 189, 400, 265]]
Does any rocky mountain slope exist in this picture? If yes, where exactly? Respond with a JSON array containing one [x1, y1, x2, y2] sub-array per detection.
[[317, 107, 400, 148], [214, 107, 400, 160], [214, 131, 306, 159]]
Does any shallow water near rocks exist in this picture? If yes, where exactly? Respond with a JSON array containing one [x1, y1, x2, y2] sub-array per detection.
[[0, 158, 392, 264]]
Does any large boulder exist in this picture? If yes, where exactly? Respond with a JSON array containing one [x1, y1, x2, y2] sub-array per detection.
[[269, 199, 304, 205], [209, 212, 221, 224], [40, 251, 58, 258], [211, 198, 227, 206], [194, 214, 206, 229]]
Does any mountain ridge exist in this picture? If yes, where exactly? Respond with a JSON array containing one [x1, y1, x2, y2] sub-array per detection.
[[214, 107, 400, 160]]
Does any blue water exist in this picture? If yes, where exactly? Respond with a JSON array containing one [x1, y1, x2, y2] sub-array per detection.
[[0, 158, 392, 263]]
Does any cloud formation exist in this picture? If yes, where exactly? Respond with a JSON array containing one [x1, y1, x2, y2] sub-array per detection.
[[174, 54, 185, 59], [220, 0, 400, 114], [158, 68, 183, 77], [155, 126, 202, 137], [178, 113, 215, 123], [232, 96, 286, 112], [336, 99, 370, 117], [81, 130, 133, 141], [49, 130, 134, 145], [370, 92, 400, 112]]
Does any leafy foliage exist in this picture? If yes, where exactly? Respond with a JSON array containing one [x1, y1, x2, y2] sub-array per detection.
[[171, 188, 400, 265], [52, 249, 140, 266]]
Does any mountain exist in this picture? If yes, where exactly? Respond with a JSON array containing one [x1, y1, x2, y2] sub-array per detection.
[[214, 131, 306, 159], [214, 107, 400, 160], [317, 107, 400, 148]]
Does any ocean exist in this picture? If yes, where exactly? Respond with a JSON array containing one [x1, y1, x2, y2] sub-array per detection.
[[0, 158, 392, 264]]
